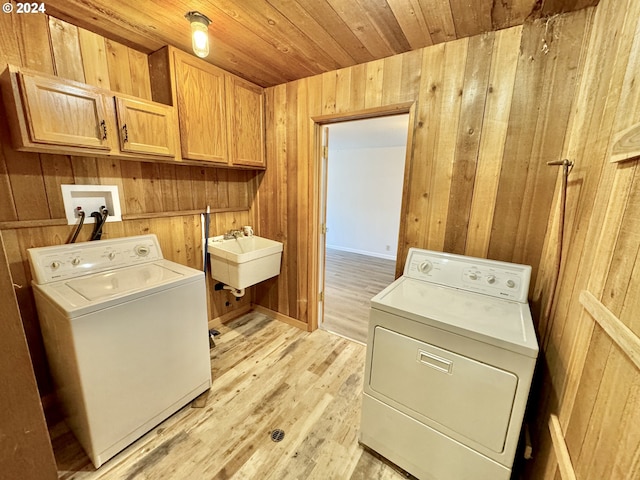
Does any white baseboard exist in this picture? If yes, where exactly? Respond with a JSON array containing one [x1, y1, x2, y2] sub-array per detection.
[[325, 244, 396, 261]]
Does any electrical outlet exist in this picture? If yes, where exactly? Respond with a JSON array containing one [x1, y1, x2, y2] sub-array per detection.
[[61, 185, 122, 225]]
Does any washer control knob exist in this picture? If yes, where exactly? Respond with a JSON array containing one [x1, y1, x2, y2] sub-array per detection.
[[418, 260, 433, 274], [486, 275, 496, 284], [71, 257, 80, 266], [506, 279, 516, 288], [108, 252, 116, 260], [135, 245, 150, 257], [468, 272, 478, 281], [50, 261, 61, 270]]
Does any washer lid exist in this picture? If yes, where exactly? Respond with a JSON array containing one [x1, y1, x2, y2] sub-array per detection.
[[66, 263, 182, 301], [371, 277, 539, 357], [33, 260, 203, 318]]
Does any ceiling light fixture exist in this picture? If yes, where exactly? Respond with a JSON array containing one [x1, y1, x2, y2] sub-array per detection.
[[185, 11, 212, 58]]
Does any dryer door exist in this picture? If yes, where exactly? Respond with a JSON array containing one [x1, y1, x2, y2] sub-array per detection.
[[368, 326, 517, 452]]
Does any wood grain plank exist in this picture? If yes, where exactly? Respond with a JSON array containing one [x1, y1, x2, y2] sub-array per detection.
[[465, 26, 521, 258], [3, 150, 48, 221], [444, 32, 494, 254], [364, 59, 385, 109], [448, 0, 493, 37], [548, 414, 578, 480], [0, 10, 22, 66], [119, 161, 147, 214], [417, 0, 457, 44], [16, 10, 54, 74], [48, 17, 85, 82], [127, 48, 152, 100], [39, 154, 74, 219], [105, 38, 134, 95], [580, 290, 640, 371], [70, 156, 100, 185], [609, 122, 640, 163], [386, 0, 434, 49], [77, 28, 111, 89]]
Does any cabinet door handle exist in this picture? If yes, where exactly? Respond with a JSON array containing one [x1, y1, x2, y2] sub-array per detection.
[[100, 120, 107, 140], [122, 124, 128, 143]]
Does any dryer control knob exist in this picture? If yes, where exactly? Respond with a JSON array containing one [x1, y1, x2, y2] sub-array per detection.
[[418, 261, 432, 274], [108, 252, 116, 260], [506, 279, 516, 288], [135, 245, 150, 257], [71, 257, 80, 266], [468, 272, 478, 281], [50, 261, 61, 270], [486, 275, 496, 284]]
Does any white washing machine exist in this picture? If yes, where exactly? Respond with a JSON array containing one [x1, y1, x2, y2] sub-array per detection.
[[28, 234, 211, 468], [360, 248, 539, 480]]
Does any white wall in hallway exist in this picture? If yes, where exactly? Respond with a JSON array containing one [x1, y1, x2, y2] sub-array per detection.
[[326, 146, 406, 260]]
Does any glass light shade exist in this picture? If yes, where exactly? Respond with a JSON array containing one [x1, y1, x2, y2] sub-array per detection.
[[191, 20, 209, 58]]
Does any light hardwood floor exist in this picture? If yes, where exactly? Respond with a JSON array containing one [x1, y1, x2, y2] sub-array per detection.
[[321, 249, 396, 344], [49, 312, 413, 479]]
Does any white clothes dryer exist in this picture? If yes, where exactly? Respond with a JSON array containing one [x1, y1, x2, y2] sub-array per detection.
[[28, 234, 211, 468], [360, 248, 539, 480]]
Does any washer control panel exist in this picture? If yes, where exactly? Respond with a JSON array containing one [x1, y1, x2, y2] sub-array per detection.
[[404, 248, 531, 303], [28, 234, 164, 284]]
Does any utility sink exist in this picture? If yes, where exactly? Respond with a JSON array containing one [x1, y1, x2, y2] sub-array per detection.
[[207, 236, 283, 290]]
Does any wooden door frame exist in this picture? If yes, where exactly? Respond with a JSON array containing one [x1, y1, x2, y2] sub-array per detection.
[[308, 101, 417, 332]]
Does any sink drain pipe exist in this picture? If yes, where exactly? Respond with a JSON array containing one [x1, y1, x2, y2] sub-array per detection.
[[223, 285, 245, 298]]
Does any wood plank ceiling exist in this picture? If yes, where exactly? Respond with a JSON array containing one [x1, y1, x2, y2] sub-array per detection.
[[43, 0, 597, 87]]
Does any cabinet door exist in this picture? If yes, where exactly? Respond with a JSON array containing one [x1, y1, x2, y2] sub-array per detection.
[[19, 72, 111, 150], [226, 77, 265, 168], [174, 53, 228, 163], [114, 97, 176, 157]]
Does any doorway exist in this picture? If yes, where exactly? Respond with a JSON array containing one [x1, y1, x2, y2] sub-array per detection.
[[318, 114, 409, 343]]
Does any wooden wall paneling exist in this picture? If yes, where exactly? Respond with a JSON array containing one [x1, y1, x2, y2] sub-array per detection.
[[119, 161, 147, 214], [77, 28, 111, 89], [364, 59, 384, 109], [227, 170, 250, 209], [511, 12, 589, 271], [572, 166, 640, 479], [527, 1, 640, 478], [188, 166, 207, 211], [548, 414, 578, 480], [399, 49, 423, 103], [487, 19, 550, 263], [274, 84, 290, 315], [127, 48, 152, 100], [334, 67, 352, 113], [3, 150, 49, 221], [16, 10, 54, 74], [285, 81, 300, 319], [465, 26, 521, 258], [0, 9, 22, 66], [0, 153, 17, 221], [544, 0, 637, 421], [321, 70, 337, 114], [140, 162, 164, 213], [70, 156, 100, 184], [206, 168, 229, 209], [296, 78, 310, 324], [380, 54, 403, 106], [95, 157, 126, 213], [39, 154, 74, 219], [443, 32, 494, 255], [174, 166, 195, 211], [105, 38, 134, 95], [424, 38, 467, 252], [48, 17, 85, 82], [400, 43, 445, 266], [0, 231, 57, 480], [158, 163, 179, 211]]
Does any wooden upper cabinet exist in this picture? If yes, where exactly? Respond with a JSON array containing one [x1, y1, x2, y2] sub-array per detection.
[[12, 71, 111, 151], [226, 76, 265, 167], [173, 51, 228, 164], [114, 97, 176, 157], [1, 65, 180, 161], [150, 46, 265, 169]]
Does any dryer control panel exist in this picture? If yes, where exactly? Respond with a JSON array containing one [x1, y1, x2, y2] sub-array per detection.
[[28, 234, 164, 284], [403, 248, 531, 303]]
